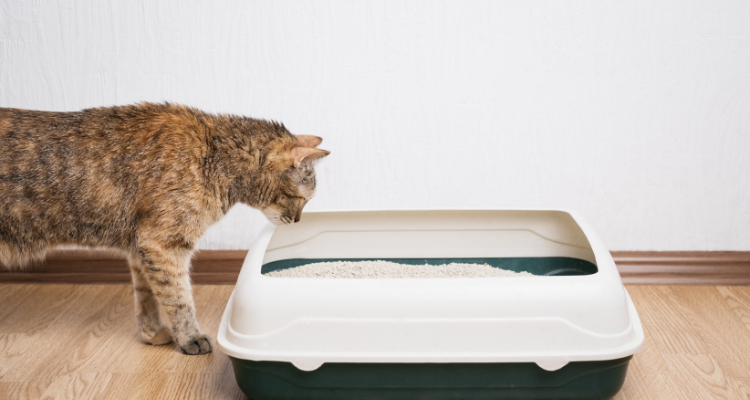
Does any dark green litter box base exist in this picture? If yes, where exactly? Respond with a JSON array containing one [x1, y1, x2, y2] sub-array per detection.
[[229, 356, 632, 400]]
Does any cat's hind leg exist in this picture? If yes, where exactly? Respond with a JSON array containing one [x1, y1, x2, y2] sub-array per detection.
[[133, 245, 212, 355], [128, 256, 173, 346]]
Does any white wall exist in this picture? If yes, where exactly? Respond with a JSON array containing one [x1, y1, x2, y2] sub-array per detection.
[[2, 1, 749, 250]]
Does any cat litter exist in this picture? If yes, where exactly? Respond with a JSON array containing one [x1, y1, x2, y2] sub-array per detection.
[[218, 210, 643, 400], [263, 260, 536, 278]]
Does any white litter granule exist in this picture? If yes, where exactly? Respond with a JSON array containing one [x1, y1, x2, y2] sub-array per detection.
[[264, 260, 536, 279]]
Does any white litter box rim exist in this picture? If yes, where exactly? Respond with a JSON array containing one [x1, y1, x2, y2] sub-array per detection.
[[217, 208, 645, 372]]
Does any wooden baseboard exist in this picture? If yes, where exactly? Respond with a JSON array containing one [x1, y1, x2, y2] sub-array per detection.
[[0, 249, 248, 284], [1, 250, 749, 285], [613, 251, 750, 285]]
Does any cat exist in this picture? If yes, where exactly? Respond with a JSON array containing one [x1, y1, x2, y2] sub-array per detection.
[[0, 102, 330, 355]]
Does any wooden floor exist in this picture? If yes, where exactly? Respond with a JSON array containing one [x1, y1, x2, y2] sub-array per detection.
[[0, 284, 749, 400]]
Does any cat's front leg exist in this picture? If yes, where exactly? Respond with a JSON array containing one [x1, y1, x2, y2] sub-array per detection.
[[128, 257, 173, 345], [134, 246, 212, 355]]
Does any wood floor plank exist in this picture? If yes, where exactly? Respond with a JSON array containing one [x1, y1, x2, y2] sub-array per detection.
[[0, 288, 122, 382], [667, 286, 750, 380], [729, 377, 750, 400], [0, 284, 23, 303], [0, 285, 85, 334], [0, 285, 57, 326], [39, 373, 113, 400], [0, 377, 56, 400], [94, 372, 169, 400], [0, 382, 15, 399], [616, 332, 685, 399], [0, 334, 36, 381], [0, 286, 127, 382], [1, 284, 749, 400], [716, 286, 750, 332], [35, 286, 136, 377], [155, 373, 245, 400], [662, 354, 734, 400], [625, 286, 709, 354]]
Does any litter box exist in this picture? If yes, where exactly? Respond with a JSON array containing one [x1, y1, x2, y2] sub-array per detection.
[[218, 210, 644, 400]]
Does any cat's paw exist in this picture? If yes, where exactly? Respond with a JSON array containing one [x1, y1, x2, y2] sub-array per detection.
[[142, 327, 173, 346], [180, 334, 213, 355]]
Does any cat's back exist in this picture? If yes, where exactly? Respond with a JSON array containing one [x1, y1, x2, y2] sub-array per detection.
[[1, 103, 197, 143], [0, 103, 211, 201], [0, 106, 129, 157], [0, 103, 214, 251], [1, 103, 208, 167], [0, 107, 85, 142], [0, 107, 96, 185]]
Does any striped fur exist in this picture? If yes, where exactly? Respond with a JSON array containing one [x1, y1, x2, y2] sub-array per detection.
[[0, 103, 329, 354]]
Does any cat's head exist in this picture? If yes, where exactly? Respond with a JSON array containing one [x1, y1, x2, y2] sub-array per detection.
[[258, 134, 330, 225]]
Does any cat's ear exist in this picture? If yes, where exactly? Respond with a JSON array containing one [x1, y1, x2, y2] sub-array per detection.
[[295, 135, 323, 148], [291, 147, 330, 168]]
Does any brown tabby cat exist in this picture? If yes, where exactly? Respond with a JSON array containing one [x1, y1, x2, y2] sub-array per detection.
[[0, 103, 330, 355]]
